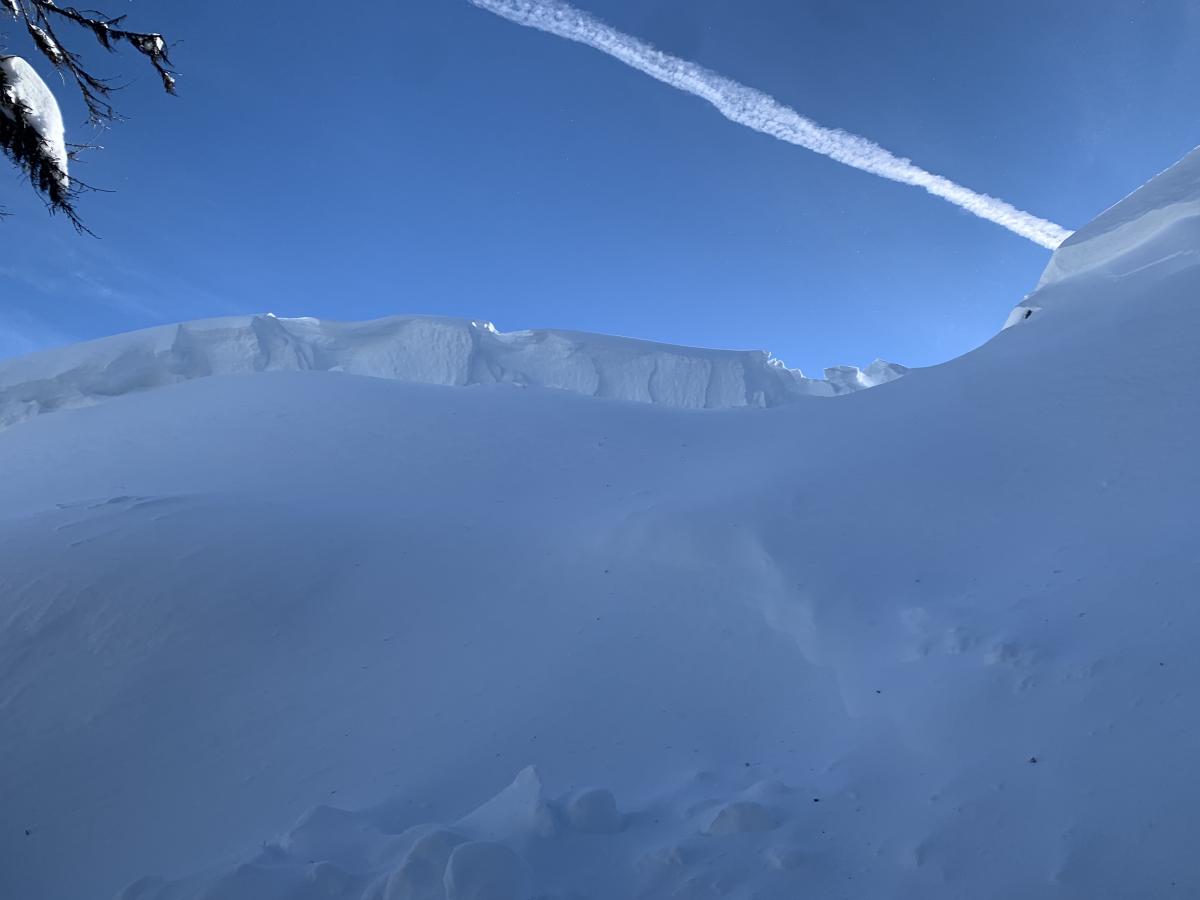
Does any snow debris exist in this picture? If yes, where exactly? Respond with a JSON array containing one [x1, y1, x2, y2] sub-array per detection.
[[703, 800, 780, 835], [565, 788, 623, 834], [442, 842, 525, 900]]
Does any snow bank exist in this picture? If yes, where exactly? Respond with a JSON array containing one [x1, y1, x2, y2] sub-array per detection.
[[0, 315, 907, 429], [0, 55, 69, 187]]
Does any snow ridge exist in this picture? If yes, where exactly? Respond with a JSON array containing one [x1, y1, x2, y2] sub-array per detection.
[[1005, 144, 1200, 326], [0, 315, 907, 429]]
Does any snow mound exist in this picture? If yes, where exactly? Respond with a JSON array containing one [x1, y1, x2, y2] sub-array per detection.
[[1005, 143, 1200, 326], [0, 315, 906, 429]]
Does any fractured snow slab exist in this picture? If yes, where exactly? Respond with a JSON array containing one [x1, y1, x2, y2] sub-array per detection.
[[0, 314, 907, 429]]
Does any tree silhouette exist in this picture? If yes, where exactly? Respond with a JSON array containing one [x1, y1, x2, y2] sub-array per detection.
[[0, 1, 176, 229]]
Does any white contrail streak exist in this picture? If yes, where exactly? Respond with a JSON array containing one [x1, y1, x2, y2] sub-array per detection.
[[470, 0, 1072, 250]]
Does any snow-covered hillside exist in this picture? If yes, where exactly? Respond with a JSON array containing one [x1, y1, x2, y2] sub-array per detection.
[[3, 147, 1200, 900], [0, 315, 907, 430]]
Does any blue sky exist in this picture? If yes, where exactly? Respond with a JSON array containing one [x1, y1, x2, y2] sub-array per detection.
[[1, 0, 1198, 374]]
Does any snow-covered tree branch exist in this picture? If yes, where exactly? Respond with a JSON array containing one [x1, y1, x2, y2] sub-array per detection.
[[0, 0, 175, 229]]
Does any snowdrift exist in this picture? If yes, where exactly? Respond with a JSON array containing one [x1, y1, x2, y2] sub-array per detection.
[[0, 315, 907, 430], [1005, 144, 1200, 325], [3, 146, 1200, 900]]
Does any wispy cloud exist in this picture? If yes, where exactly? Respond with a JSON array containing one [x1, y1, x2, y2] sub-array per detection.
[[471, 0, 1072, 249], [0, 304, 74, 360]]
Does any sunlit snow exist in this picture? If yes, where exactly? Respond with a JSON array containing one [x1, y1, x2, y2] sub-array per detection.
[[2, 148, 1200, 900]]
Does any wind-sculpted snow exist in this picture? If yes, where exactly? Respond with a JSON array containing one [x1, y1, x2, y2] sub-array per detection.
[[4, 152, 1200, 900], [116, 767, 847, 900], [1005, 143, 1200, 326], [0, 315, 906, 430]]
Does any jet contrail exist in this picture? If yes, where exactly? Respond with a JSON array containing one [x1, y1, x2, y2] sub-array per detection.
[[470, 0, 1072, 250]]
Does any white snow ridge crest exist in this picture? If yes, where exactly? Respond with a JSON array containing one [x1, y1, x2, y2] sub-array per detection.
[[0, 315, 907, 430]]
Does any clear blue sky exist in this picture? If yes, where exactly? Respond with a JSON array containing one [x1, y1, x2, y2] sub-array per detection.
[[2, 0, 1198, 374]]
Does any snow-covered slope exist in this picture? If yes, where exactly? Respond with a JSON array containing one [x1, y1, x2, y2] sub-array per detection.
[[4, 148, 1200, 900], [0, 315, 907, 429], [1005, 144, 1200, 326]]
